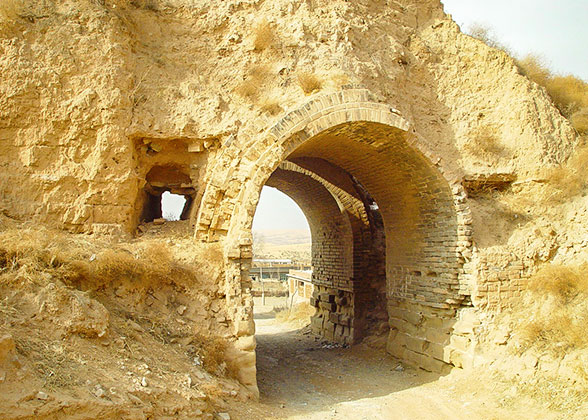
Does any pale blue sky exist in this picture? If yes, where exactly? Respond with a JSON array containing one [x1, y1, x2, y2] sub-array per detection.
[[252, 187, 310, 231], [161, 191, 186, 220], [442, 0, 588, 80], [253, 2, 587, 232]]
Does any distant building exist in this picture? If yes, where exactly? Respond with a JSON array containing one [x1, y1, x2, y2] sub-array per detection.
[[286, 269, 314, 301], [250, 259, 311, 282]]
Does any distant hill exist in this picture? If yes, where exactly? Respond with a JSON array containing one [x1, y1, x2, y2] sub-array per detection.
[[253, 229, 311, 246]]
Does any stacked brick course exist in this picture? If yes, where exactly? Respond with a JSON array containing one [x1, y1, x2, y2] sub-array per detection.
[[200, 91, 478, 375], [310, 286, 356, 345]]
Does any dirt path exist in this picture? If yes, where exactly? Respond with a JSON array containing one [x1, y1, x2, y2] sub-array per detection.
[[229, 304, 564, 420]]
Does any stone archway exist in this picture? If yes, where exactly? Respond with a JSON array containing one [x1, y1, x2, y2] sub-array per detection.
[[195, 89, 475, 392]]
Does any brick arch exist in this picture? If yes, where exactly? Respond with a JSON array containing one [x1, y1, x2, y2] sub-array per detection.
[[266, 167, 354, 292], [197, 90, 475, 387], [195, 89, 467, 242], [267, 161, 387, 344], [275, 160, 382, 299]]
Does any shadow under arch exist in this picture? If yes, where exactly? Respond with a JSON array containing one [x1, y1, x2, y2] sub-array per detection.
[[195, 89, 475, 394]]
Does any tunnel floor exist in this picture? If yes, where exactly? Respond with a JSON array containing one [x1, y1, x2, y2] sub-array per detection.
[[255, 311, 420, 417], [241, 302, 549, 420]]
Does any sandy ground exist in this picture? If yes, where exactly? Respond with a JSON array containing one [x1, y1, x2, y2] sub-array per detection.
[[226, 301, 570, 420]]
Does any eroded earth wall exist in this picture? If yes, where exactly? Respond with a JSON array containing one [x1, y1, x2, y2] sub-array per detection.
[[0, 0, 580, 390]]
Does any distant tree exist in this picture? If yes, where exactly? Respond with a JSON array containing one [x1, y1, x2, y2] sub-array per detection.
[[163, 211, 180, 221], [252, 231, 266, 258], [467, 22, 511, 54]]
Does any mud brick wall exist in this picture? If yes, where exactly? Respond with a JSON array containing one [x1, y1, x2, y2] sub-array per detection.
[[310, 286, 355, 345]]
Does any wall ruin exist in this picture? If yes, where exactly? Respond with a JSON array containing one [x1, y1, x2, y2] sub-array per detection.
[[0, 0, 581, 396]]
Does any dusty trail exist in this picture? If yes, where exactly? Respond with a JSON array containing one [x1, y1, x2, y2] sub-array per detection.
[[233, 304, 559, 420]]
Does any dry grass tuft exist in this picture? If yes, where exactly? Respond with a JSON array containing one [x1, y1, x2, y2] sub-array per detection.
[[252, 19, 276, 51], [235, 80, 258, 100], [0, 226, 197, 291], [527, 264, 588, 304], [542, 142, 588, 201], [276, 302, 315, 327], [517, 264, 588, 354], [0, 0, 22, 22], [571, 111, 588, 135], [258, 95, 282, 115], [517, 55, 588, 132], [190, 334, 228, 375], [463, 124, 505, 158], [516, 54, 552, 88], [236, 64, 271, 101], [297, 72, 323, 95]]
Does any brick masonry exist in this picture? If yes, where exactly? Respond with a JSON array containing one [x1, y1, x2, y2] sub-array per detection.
[[193, 90, 482, 377]]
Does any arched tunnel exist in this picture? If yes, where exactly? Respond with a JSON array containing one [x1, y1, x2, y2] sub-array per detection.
[[265, 158, 387, 343], [259, 120, 467, 351], [195, 91, 475, 390]]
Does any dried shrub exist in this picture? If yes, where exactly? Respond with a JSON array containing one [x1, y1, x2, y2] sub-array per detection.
[[463, 124, 505, 158], [543, 142, 588, 201], [190, 334, 228, 375], [517, 264, 588, 354], [571, 111, 588, 135], [91, 248, 142, 281], [528, 265, 588, 303], [297, 72, 323, 95], [515, 54, 552, 88], [0, 227, 86, 278], [252, 19, 275, 51], [467, 23, 511, 54], [517, 55, 588, 126], [258, 95, 282, 115], [544, 76, 588, 118], [236, 64, 271, 101], [0, 0, 23, 22]]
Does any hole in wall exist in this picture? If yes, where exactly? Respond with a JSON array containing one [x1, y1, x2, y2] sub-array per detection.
[[139, 165, 196, 224], [162, 191, 187, 221]]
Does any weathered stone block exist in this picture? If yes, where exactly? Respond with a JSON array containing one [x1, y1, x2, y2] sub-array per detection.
[[339, 314, 351, 326], [424, 328, 450, 345], [386, 334, 406, 359], [235, 319, 255, 337], [423, 341, 445, 361], [449, 334, 471, 352], [319, 301, 337, 312], [324, 320, 336, 334], [319, 293, 334, 303], [324, 329, 335, 341], [311, 316, 323, 334]]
